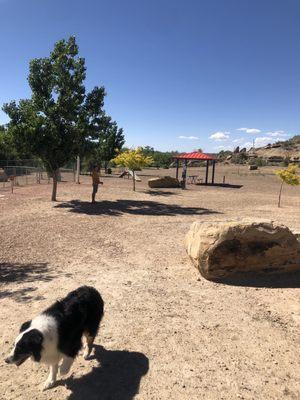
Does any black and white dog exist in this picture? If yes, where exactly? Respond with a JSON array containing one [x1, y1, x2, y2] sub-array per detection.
[[5, 286, 104, 390]]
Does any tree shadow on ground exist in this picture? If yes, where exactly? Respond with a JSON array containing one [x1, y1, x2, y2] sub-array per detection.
[[196, 183, 243, 189], [65, 345, 149, 400], [145, 190, 178, 197], [214, 271, 300, 288], [0, 286, 43, 302], [55, 199, 220, 217], [0, 262, 50, 284], [0, 262, 53, 302]]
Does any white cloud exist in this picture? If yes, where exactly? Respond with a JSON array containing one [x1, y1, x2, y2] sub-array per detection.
[[266, 131, 289, 137], [215, 145, 232, 151], [178, 135, 199, 140], [240, 137, 275, 149], [237, 127, 261, 134], [232, 137, 245, 144], [241, 137, 275, 148], [210, 131, 230, 141], [254, 137, 275, 147]]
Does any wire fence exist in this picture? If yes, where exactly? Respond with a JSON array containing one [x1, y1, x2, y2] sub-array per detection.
[[0, 160, 76, 192]]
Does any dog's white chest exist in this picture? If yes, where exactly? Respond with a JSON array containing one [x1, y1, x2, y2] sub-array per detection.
[[31, 315, 61, 364]]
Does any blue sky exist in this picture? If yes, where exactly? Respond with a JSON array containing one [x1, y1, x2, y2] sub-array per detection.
[[1, 0, 300, 152]]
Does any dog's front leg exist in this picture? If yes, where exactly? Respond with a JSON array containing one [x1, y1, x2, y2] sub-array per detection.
[[43, 364, 58, 391], [83, 334, 95, 359], [60, 356, 74, 376]]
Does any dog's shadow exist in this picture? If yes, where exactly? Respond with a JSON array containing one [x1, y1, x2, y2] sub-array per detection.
[[65, 345, 149, 400]]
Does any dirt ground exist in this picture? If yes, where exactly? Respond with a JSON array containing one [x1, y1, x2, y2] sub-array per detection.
[[0, 165, 299, 400]]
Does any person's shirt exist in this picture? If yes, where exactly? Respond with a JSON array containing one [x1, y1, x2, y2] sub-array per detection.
[[91, 170, 100, 185]]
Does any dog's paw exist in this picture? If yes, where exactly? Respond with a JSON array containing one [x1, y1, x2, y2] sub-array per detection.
[[42, 379, 55, 391]]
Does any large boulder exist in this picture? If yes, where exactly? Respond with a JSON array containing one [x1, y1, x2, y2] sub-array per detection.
[[185, 220, 300, 280], [148, 176, 180, 188]]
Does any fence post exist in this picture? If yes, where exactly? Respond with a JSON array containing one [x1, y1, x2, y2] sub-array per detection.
[[10, 176, 14, 193], [73, 163, 76, 182], [76, 156, 80, 184]]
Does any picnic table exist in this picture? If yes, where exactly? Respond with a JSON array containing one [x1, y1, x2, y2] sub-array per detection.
[[187, 175, 198, 184], [187, 175, 203, 184]]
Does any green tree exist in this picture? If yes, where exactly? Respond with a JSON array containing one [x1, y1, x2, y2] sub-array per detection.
[[0, 125, 14, 160], [94, 116, 125, 172], [141, 146, 155, 157], [113, 148, 153, 191], [0, 124, 37, 161], [3, 37, 109, 201], [141, 146, 177, 168], [217, 150, 232, 162], [231, 152, 248, 164], [275, 164, 300, 207]]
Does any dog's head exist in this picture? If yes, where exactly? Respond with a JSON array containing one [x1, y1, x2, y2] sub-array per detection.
[[5, 321, 43, 366]]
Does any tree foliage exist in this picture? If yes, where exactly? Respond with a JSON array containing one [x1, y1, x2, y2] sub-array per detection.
[[275, 164, 300, 207], [0, 124, 36, 162], [0, 125, 17, 160], [94, 116, 125, 171], [113, 148, 153, 190], [217, 150, 232, 162], [2, 36, 123, 200], [141, 146, 177, 168]]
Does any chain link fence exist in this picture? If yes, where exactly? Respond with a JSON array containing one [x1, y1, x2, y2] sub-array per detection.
[[0, 160, 76, 192]]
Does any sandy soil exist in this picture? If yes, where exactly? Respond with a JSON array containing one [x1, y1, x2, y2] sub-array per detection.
[[0, 165, 299, 400]]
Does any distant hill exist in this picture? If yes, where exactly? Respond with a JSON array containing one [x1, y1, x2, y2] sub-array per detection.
[[218, 135, 300, 164], [252, 135, 300, 162]]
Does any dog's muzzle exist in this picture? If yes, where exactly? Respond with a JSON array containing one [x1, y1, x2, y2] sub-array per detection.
[[5, 354, 29, 366]]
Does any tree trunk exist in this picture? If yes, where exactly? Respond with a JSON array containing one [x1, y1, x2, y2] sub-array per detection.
[[51, 170, 58, 201], [104, 161, 109, 174], [278, 181, 283, 207], [133, 170, 136, 191], [76, 155, 80, 184]]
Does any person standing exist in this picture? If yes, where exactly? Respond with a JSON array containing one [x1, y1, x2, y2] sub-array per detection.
[[91, 165, 103, 203]]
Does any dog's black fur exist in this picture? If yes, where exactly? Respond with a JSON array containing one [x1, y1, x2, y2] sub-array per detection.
[[49, 285, 104, 358]]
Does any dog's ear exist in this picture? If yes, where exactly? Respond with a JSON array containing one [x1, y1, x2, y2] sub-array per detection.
[[23, 329, 43, 362], [20, 320, 32, 333]]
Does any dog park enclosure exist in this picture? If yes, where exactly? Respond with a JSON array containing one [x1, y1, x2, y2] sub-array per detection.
[[1, 165, 299, 399]]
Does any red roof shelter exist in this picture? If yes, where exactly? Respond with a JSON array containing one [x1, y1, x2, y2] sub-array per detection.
[[173, 151, 216, 187]]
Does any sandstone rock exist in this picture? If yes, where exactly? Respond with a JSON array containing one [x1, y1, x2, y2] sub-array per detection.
[[185, 220, 300, 280], [148, 176, 180, 188]]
